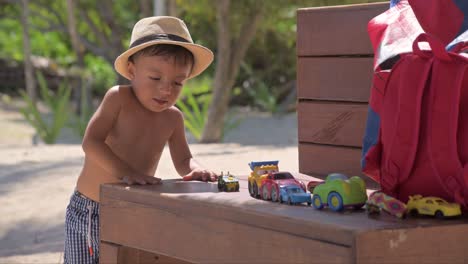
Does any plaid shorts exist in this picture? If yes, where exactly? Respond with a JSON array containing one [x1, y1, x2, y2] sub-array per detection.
[[64, 190, 100, 264]]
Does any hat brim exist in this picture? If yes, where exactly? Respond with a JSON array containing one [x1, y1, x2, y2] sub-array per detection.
[[114, 40, 214, 80]]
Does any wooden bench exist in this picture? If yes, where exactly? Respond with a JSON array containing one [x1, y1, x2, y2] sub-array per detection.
[[100, 176, 468, 263], [99, 2, 468, 263]]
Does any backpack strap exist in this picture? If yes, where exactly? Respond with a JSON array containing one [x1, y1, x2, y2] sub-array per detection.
[[380, 36, 433, 194], [422, 34, 468, 207]]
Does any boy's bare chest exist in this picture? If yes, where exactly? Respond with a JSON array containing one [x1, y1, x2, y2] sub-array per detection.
[[109, 107, 173, 154]]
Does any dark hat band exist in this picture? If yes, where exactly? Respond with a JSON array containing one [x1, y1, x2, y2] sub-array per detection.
[[129, 34, 190, 49]]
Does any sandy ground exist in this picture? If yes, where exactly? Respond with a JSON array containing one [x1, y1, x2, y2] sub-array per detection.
[[0, 100, 299, 264]]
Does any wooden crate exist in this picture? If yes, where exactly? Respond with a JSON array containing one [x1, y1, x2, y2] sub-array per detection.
[[297, 2, 388, 181], [297, 3, 389, 56], [100, 180, 468, 264]]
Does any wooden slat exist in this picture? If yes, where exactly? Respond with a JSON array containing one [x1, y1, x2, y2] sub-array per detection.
[[355, 225, 468, 263], [100, 181, 468, 263], [299, 143, 362, 177], [101, 198, 353, 264], [298, 101, 368, 147], [100, 242, 119, 264], [297, 2, 389, 56], [297, 57, 374, 102], [298, 143, 378, 185], [118, 247, 191, 264], [100, 179, 360, 249]]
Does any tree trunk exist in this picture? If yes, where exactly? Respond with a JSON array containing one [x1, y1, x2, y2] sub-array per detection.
[[167, 0, 178, 17], [139, 0, 152, 17], [200, 0, 231, 143], [98, 0, 128, 85], [154, 0, 166, 16], [20, 0, 36, 103], [66, 0, 87, 115], [200, 1, 264, 143]]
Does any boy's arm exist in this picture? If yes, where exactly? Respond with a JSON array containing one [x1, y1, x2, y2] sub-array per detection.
[[82, 86, 159, 185], [168, 109, 217, 181]]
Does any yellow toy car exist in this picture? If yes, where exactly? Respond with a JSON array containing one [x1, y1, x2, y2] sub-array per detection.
[[406, 195, 461, 218], [248, 161, 279, 198], [217, 172, 240, 192]]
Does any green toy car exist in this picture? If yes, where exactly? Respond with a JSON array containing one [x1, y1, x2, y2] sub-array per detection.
[[218, 172, 240, 192], [312, 173, 367, 212]]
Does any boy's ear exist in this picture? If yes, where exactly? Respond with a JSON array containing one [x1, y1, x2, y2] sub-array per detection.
[[127, 61, 135, 80]]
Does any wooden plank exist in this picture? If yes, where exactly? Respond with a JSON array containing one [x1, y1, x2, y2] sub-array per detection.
[[297, 2, 389, 56], [100, 182, 468, 263], [297, 57, 374, 102], [118, 247, 191, 264], [100, 242, 119, 264], [100, 181, 466, 243], [99, 179, 361, 249], [299, 143, 363, 178], [355, 225, 468, 263], [101, 197, 353, 264], [298, 143, 379, 188], [297, 101, 368, 147]]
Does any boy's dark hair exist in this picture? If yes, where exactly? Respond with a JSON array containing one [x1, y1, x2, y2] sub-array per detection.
[[128, 44, 194, 68]]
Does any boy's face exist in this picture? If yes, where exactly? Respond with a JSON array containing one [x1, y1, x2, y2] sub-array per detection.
[[127, 54, 192, 112]]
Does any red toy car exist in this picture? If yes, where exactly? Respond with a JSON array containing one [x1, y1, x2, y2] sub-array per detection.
[[259, 172, 306, 202], [307, 180, 322, 193]]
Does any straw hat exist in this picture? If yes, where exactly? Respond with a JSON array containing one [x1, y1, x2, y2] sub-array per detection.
[[114, 16, 214, 80]]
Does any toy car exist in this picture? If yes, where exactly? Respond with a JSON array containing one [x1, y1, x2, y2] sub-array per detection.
[[312, 173, 367, 212], [366, 191, 407, 218], [259, 171, 306, 201], [217, 172, 240, 192], [248, 161, 279, 198], [406, 195, 461, 218], [278, 185, 312, 206], [307, 180, 322, 193]]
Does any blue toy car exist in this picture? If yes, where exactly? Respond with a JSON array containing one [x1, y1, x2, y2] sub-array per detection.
[[279, 185, 312, 206]]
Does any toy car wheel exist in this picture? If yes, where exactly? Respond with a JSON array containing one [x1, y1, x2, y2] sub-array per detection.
[[262, 185, 269, 200], [307, 202, 311, 206], [279, 195, 284, 204], [235, 184, 239, 192], [312, 195, 323, 210], [366, 204, 381, 215], [410, 209, 419, 216], [327, 192, 344, 212], [435, 210, 444, 219], [353, 204, 364, 210], [288, 197, 293, 205], [253, 182, 259, 198], [271, 187, 278, 202], [248, 182, 254, 197]]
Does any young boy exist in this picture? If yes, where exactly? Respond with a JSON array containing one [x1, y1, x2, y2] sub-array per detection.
[[64, 16, 217, 264]]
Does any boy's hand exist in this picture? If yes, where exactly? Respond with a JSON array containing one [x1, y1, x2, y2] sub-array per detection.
[[183, 169, 218, 182], [122, 173, 162, 185]]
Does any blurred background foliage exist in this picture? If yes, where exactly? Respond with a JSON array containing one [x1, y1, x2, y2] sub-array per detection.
[[0, 0, 384, 142], [1, 0, 382, 97]]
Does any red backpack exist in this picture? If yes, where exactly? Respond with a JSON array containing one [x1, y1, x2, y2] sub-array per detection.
[[362, 33, 468, 208]]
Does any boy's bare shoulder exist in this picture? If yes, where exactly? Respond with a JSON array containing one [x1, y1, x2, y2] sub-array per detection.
[[102, 85, 126, 103], [103, 85, 136, 108], [165, 106, 184, 120]]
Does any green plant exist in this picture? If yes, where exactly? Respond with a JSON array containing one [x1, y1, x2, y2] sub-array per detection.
[[68, 93, 93, 139], [68, 73, 94, 139], [20, 72, 71, 144], [222, 111, 243, 139], [177, 88, 210, 141], [241, 62, 279, 113], [177, 77, 241, 141]]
